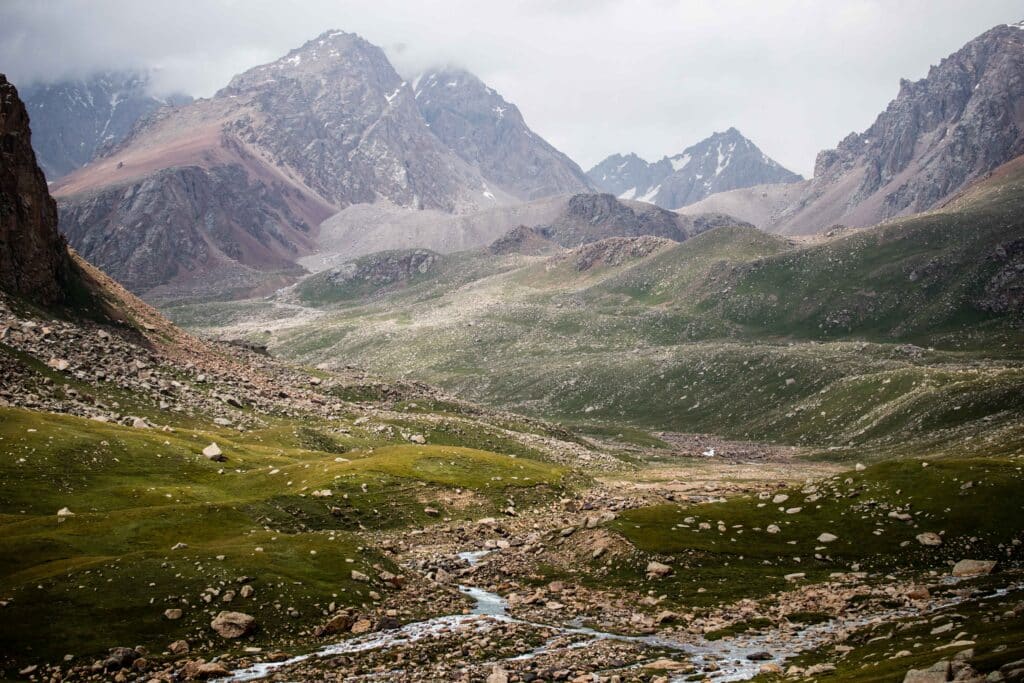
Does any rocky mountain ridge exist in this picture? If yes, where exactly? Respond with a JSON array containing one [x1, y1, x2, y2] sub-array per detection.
[[21, 70, 192, 180], [587, 128, 802, 209], [413, 67, 593, 200], [683, 22, 1024, 234]]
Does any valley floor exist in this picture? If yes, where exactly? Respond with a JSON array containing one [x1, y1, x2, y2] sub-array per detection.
[[1, 294, 1022, 683]]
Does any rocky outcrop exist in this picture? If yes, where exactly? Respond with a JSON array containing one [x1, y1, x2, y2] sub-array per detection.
[[587, 128, 802, 209], [560, 235, 676, 272], [0, 74, 72, 306], [488, 226, 561, 256], [22, 70, 191, 180], [325, 249, 440, 288], [534, 193, 749, 247], [414, 68, 593, 200]]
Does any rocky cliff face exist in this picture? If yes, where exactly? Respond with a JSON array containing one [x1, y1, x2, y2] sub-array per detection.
[[22, 71, 191, 180], [0, 74, 71, 305], [587, 128, 801, 209], [414, 68, 592, 200], [693, 21, 1024, 235], [805, 21, 1024, 227]]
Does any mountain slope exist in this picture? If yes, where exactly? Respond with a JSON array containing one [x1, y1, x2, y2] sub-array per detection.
[[413, 68, 593, 200], [21, 70, 192, 180], [587, 128, 802, 209], [684, 21, 1024, 235], [180, 157, 1024, 453]]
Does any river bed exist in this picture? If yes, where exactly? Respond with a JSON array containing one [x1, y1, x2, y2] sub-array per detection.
[[225, 551, 1010, 682]]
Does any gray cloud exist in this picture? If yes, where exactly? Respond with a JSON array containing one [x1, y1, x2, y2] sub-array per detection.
[[1, 0, 1020, 175]]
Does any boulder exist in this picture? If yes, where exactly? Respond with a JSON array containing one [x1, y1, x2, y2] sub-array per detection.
[[315, 613, 354, 637], [210, 611, 256, 638], [916, 532, 943, 547], [903, 660, 950, 683], [646, 561, 673, 578], [951, 559, 997, 577], [817, 532, 838, 543], [350, 618, 373, 634], [201, 443, 226, 462]]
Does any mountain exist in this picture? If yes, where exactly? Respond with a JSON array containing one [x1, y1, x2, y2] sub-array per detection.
[[587, 128, 802, 209], [683, 21, 1024, 234], [413, 67, 592, 200], [21, 71, 192, 181], [0, 74, 73, 306], [52, 31, 510, 298]]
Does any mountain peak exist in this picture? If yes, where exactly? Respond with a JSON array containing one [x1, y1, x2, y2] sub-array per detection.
[[413, 66, 592, 200], [588, 129, 801, 209]]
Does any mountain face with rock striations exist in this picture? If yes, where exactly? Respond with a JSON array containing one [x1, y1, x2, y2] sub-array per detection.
[[413, 68, 593, 200], [51, 31, 514, 297], [21, 70, 192, 181], [0, 74, 73, 306], [683, 22, 1024, 234], [587, 128, 802, 209]]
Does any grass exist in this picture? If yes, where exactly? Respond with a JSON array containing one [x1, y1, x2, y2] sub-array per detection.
[[0, 407, 565, 668], [167, 161, 1024, 458], [597, 457, 1024, 610]]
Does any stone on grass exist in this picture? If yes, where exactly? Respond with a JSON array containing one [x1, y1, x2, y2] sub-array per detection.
[[202, 443, 226, 462], [646, 561, 673, 578], [210, 611, 256, 638], [817, 532, 838, 543], [916, 532, 943, 547]]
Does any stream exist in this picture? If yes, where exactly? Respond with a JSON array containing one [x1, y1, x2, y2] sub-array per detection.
[[226, 551, 1012, 682]]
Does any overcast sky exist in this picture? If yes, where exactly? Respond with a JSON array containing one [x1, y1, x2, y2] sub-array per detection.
[[1, 0, 1021, 176]]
